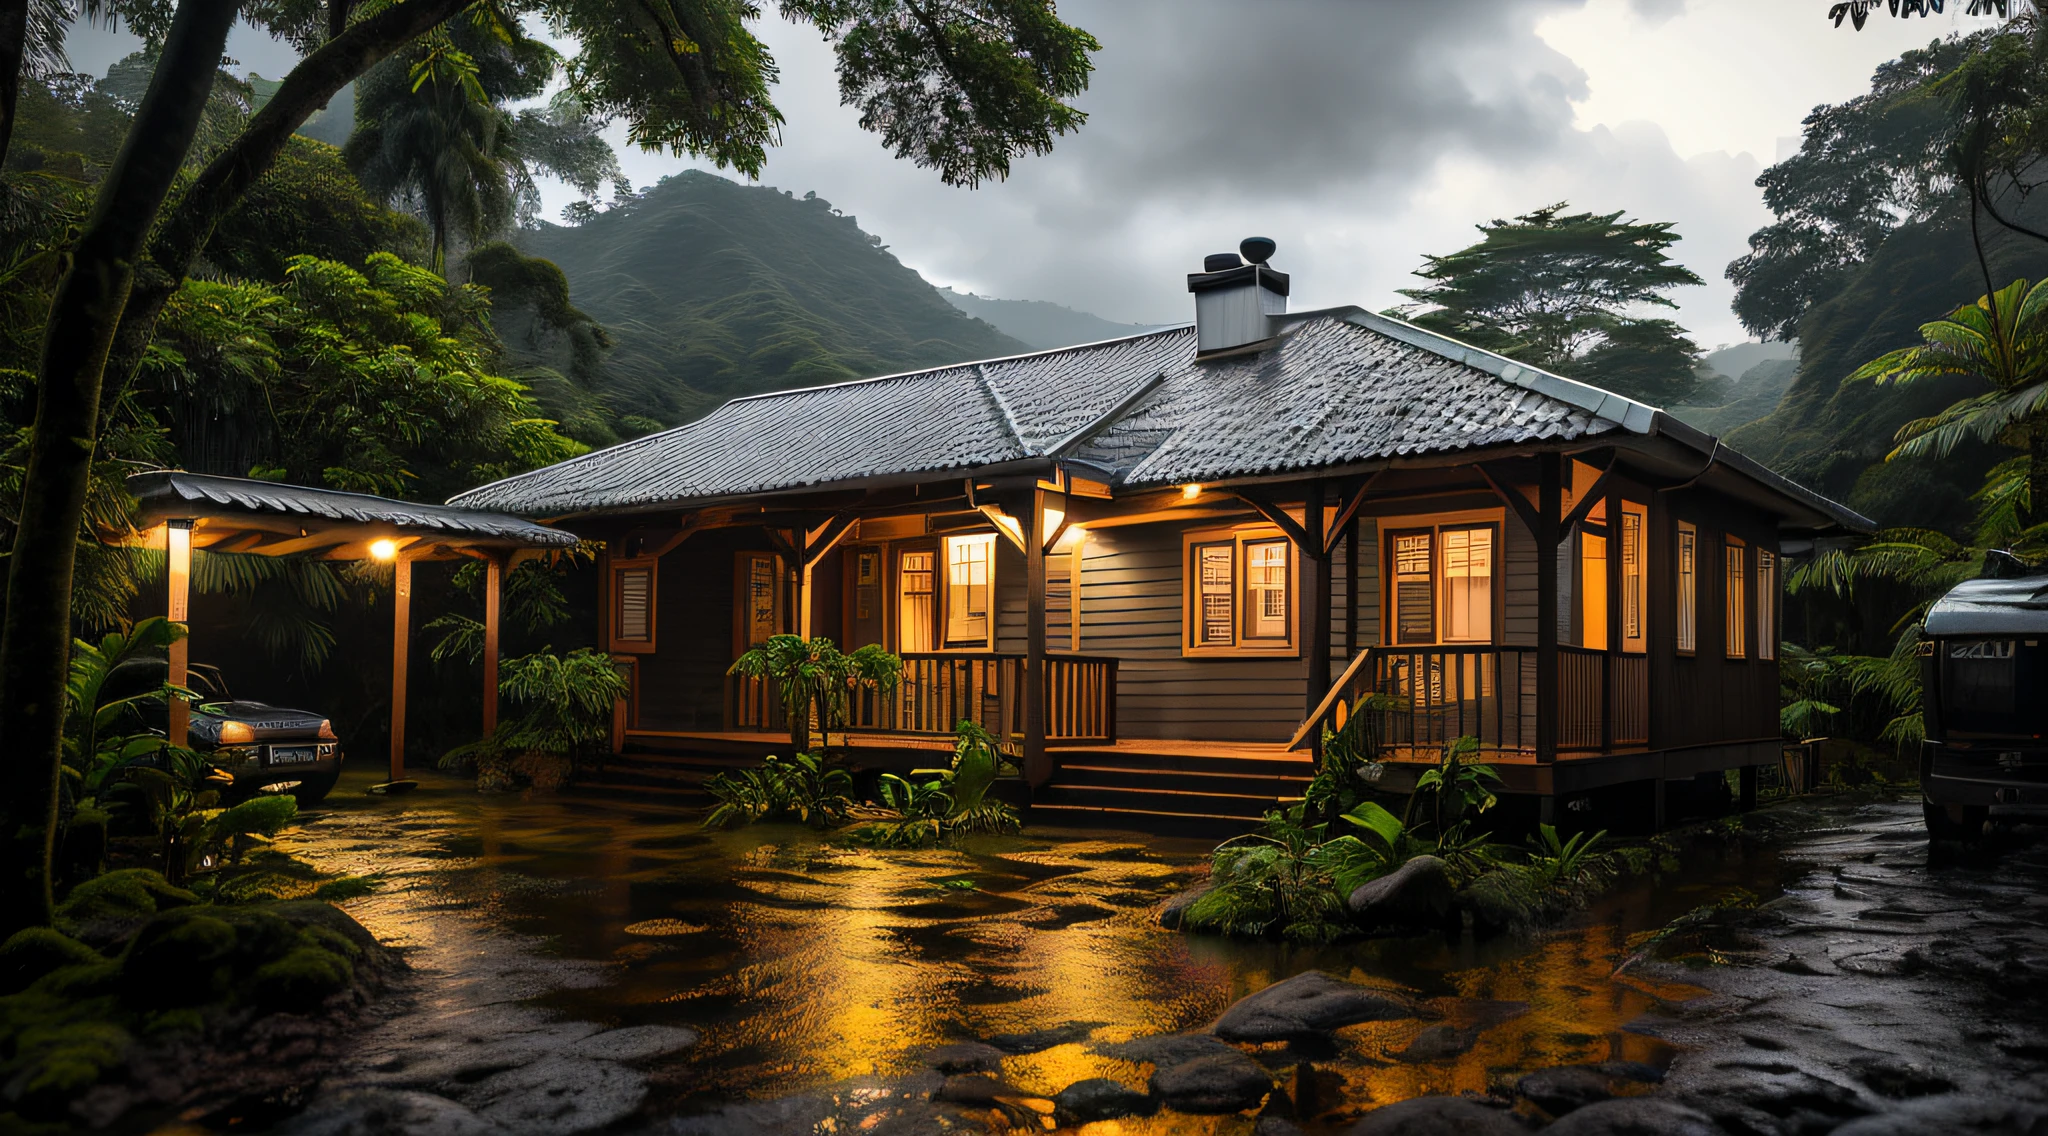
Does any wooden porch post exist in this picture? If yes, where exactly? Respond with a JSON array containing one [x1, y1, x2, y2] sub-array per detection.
[[166, 520, 192, 749], [1604, 477, 1622, 755], [1305, 480, 1331, 741], [1536, 453, 1561, 766], [390, 552, 412, 783], [1024, 488, 1050, 787], [482, 554, 503, 738]]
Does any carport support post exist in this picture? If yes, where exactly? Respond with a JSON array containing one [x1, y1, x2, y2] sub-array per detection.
[[1536, 453, 1561, 769], [166, 520, 192, 749], [482, 555, 503, 738], [390, 552, 412, 783], [1024, 487, 1050, 788]]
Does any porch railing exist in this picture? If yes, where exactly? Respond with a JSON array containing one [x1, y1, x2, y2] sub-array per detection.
[[726, 652, 1117, 745], [1302, 644, 1648, 758]]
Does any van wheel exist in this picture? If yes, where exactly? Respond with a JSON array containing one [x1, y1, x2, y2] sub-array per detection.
[[1922, 799, 1988, 843], [291, 770, 340, 806]]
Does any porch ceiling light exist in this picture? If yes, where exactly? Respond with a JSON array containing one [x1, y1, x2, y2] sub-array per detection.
[[1180, 483, 1203, 501], [370, 538, 398, 561]]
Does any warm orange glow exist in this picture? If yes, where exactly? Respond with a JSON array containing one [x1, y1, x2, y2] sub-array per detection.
[[1180, 483, 1203, 501], [218, 721, 256, 745], [317, 718, 336, 740], [370, 538, 399, 561]]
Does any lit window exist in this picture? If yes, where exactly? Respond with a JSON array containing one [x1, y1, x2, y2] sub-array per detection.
[[1580, 530, 1608, 651], [745, 554, 777, 647], [898, 549, 934, 652], [944, 533, 994, 647], [1441, 527, 1493, 644], [1726, 539, 1748, 659], [1393, 531, 1434, 645], [1194, 541, 1235, 647], [1245, 539, 1290, 641], [1621, 503, 1646, 653], [1758, 549, 1777, 661], [1677, 522, 1698, 655]]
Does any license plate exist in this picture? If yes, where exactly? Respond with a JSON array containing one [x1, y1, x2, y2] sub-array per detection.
[[269, 745, 318, 765]]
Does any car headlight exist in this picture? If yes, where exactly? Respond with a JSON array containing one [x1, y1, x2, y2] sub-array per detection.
[[218, 721, 256, 745], [317, 719, 336, 740]]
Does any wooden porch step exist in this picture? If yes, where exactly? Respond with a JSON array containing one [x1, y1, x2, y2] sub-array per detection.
[[1053, 762, 1312, 797]]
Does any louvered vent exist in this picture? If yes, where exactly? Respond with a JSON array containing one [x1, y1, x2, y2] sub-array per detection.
[[616, 568, 653, 641]]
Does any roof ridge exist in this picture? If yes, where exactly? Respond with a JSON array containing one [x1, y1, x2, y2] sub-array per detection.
[[972, 364, 1032, 455], [1048, 370, 1166, 458]]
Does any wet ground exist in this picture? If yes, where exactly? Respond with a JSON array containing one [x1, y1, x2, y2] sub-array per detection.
[[250, 766, 2048, 1135]]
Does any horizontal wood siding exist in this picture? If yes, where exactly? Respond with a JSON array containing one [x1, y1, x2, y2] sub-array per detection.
[[637, 527, 758, 731], [1504, 509, 1537, 647], [995, 537, 1027, 654], [1649, 485, 1780, 752], [1079, 521, 1305, 742]]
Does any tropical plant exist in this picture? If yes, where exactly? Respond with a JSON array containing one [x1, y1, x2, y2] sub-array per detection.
[[703, 751, 856, 830], [1780, 643, 1848, 739], [726, 635, 903, 753], [1409, 735, 1502, 838], [1306, 694, 1402, 822], [1849, 277, 2048, 529], [0, 0, 1101, 937], [1184, 809, 1348, 942], [844, 720, 1022, 847], [1523, 824, 1614, 897], [441, 647, 627, 791], [1397, 202, 1708, 405]]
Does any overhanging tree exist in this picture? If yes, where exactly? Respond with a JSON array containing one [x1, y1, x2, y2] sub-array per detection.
[[1396, 202, 1708, 405], [0, 0, 1100, 936]]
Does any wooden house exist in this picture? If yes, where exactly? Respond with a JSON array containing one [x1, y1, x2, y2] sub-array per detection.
[[451, 241, 1870, 829]]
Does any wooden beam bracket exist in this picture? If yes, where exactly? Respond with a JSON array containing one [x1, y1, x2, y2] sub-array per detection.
[[1234, 487, 1316, 557]]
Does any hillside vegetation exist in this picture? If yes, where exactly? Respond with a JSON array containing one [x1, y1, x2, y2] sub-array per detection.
[[517, 172, 1027, 424]]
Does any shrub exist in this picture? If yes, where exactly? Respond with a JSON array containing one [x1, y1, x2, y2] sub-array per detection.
[[703, 751, 855, 829]]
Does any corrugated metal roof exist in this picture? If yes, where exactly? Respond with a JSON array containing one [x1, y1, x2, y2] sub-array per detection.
[[448, 308, 1858, 532], [129, 471, 577, 547]]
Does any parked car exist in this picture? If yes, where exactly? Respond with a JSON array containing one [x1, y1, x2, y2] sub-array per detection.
[[187, 700, 345, 805], [1919, 558, 2048, 843]]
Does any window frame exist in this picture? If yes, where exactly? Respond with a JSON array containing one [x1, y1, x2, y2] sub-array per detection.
[[730, 550, 782, 658], [1377, 509, 1505, 647], [609, 556, 658, 655], [1181, 523, 1299, 657], [1619, 501, 1647, 655], [1757, 547, 1778, 661], [941, 532, 998, 651], [894, 542, 939, 654], [1725, 536, 1749, 660], [1676, 521, 1698, 656]]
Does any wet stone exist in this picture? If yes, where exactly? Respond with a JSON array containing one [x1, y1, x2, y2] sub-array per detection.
[[1344, 1094, 1528, 1135], [1052, 1078, 1155, 1124], [1157, 880, 1212, 929], [931, 1073, 1013, 1105], [922, 1041, 1007, 1073], [1150, 1049, 1274, 1114], [276, 1089, 506, 1136], [1391, 1024, 1478, 1063], [1515, 1062, 1663, 1117], [1214, 970, 1418, 1042], [1348, 855, 1456, 928], [1097, 1031, 1240, 1067], [986, 1020, 1103, 1054], [1829, 1093, 2048, 1134], [564, 1025, 699, 1063], [1542, 1098, 1723, 1135], [459, 1055, 648, 1135]]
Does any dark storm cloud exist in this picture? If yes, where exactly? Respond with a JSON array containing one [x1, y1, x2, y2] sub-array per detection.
[[1039, 0, 1591, 204]]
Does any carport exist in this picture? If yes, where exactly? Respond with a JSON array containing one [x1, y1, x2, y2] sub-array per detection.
[[115, 471, 580, 787]]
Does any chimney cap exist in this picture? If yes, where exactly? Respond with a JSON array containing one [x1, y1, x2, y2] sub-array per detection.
[[1203, 252, 1242, 272], [1239, 237, 1277, 265]]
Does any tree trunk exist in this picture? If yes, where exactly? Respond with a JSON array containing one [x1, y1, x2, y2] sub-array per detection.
[[0, 0, 26, 169], [94, 0, 470, 422], [0, 0, 238, 937]]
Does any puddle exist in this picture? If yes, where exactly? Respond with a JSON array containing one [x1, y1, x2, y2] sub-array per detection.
[[283, 765, 1804, 1130]]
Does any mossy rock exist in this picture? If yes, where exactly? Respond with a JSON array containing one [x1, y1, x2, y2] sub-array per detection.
[[54, 869, 198, 946], [118, 912, 239, 1008], [1458, 867, 1551, 934], [248, 946, 354, 1013], [5, 1019, 132, 1121], [0, 929, 102, 995]]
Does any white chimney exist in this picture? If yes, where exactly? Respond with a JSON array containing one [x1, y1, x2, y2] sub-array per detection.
[[1187, 237, 1288, 356]]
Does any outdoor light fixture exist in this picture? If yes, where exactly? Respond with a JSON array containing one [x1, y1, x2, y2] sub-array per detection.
[[370, 538, 398, 561], [1181, 483, 1202, 501]]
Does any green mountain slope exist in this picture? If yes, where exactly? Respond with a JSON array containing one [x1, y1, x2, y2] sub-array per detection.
[[939, 288, 1163, 350], [518, 171, 1028, 424]]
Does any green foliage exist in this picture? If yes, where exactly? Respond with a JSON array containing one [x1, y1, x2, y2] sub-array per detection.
[[1398, 202, 1707, 405], [704, 751, 857, 830], [516, 171, 1029, 424], [143, 252, 585, 501], [0, 929, 104, 996], [443, 647, 628, 791], [208, 137, 430, 280], [1780, 643, 1847, 739], [842, 720, 1022, 847], [1523, 824, 1614, 896], [727, 634, 903, 752], [1185, 810, 1347, 942]]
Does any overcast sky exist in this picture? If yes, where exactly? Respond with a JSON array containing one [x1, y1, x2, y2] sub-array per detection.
[[67, 1, 1994, 348]]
